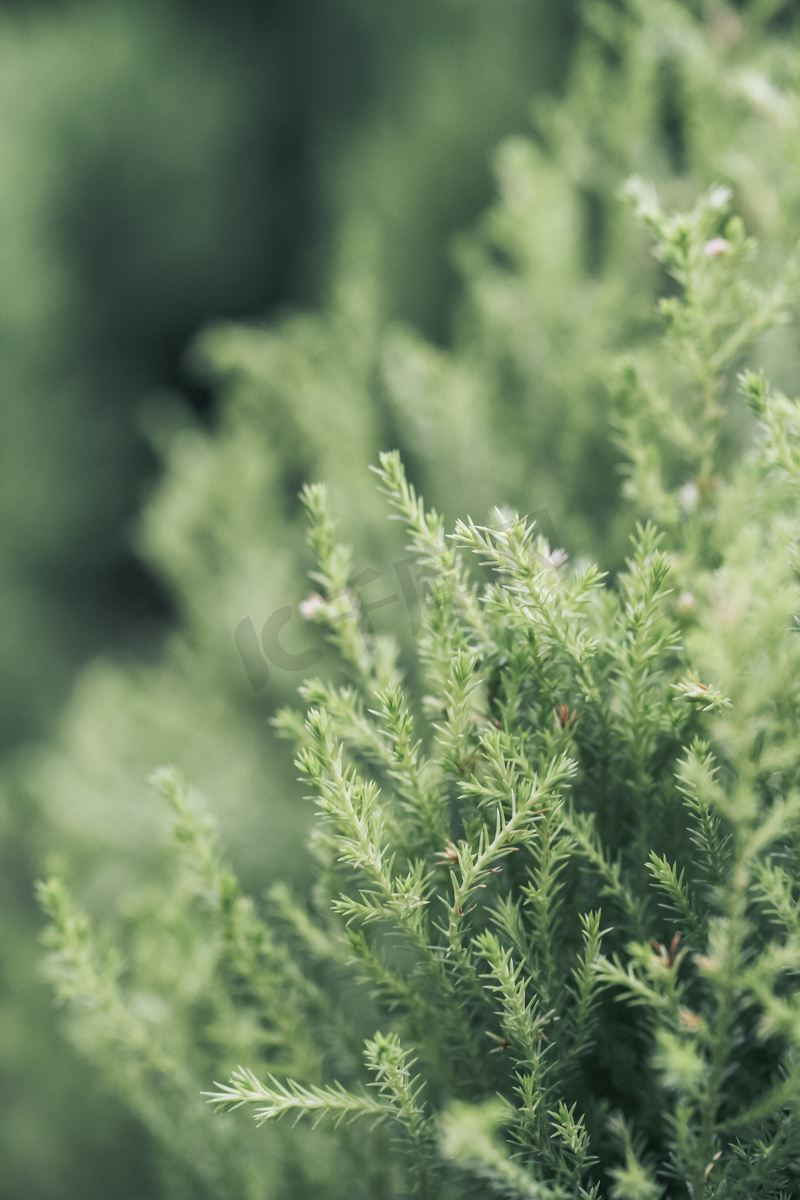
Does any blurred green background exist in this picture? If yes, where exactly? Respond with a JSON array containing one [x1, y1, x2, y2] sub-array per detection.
[[0, 1, 575, 1196], [0, 0, 574, 755]]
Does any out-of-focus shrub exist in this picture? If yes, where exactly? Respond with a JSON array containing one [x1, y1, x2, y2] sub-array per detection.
[[0, 0, 279, 749], [0, 0, 574, 753]]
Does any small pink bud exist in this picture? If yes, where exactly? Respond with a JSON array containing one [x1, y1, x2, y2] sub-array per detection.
[[540, 547, 568, 570], [704, 237, 731, 257], [299, 593, 325, 619]]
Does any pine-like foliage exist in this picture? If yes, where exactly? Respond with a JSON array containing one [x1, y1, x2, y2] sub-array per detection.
[[41, 177, 800, 1198], [26, 0, 800, 911]]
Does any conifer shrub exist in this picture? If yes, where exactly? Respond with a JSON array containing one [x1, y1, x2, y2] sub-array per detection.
[[29, 0, 800, 911], [40, 180, 800, 1198], [12, 2, 800, 1198]]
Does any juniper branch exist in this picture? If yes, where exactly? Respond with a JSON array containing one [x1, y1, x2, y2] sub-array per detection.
[[205, 1066, 387, 1128]]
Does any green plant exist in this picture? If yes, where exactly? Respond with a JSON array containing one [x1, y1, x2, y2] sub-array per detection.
[[22, 3, 800, 1198], [30, 0, 800, 917], [40, 180, 800, 1196]]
